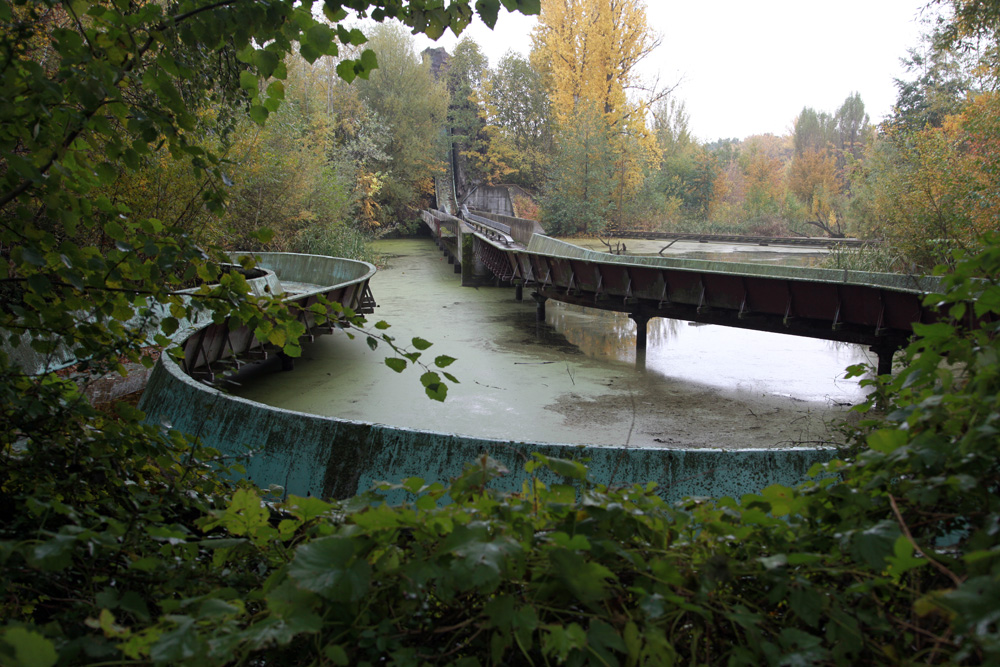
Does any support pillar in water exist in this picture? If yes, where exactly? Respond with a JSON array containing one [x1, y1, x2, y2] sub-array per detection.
[[515, 282, 523, 302], [532, 292, 547, 322], [870, 343, 898, 377], [630, 314, 650, 352]]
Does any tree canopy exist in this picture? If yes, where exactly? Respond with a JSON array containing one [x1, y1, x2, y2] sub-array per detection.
[[531, 0, 662, 234], [0, 1, 539, 658]]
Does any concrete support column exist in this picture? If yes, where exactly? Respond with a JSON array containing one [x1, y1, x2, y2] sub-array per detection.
[[532, 292, 547, 322], [630, 314, 651, 352], [870, 343, 897, 377], [515, 283, 523, 302]]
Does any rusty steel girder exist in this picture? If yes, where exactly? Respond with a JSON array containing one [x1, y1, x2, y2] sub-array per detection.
[[474, 234, 951, 375]]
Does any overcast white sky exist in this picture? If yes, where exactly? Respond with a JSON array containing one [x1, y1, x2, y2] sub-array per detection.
[[414, 0, 939, 142]]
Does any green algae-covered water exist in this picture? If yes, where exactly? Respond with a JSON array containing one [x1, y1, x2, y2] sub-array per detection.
[[229, 238, 872, 449]]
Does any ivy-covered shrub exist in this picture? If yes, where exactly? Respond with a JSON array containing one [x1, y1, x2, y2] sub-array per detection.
[[2, 239, 999, 665]]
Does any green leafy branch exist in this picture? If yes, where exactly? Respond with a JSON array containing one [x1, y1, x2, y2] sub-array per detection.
[[371, 326, 458, 402], [297, 293, 458, 402]]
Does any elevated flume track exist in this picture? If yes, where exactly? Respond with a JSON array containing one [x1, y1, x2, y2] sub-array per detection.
[[471, 233, 944, 376]]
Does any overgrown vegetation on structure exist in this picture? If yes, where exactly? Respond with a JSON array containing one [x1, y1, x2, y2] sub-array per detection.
[[3, 240, 999, 664], [2, 0, 1000, 664]]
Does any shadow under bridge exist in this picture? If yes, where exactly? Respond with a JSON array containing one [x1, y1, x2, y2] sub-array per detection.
[[473, 234, 946, 376]]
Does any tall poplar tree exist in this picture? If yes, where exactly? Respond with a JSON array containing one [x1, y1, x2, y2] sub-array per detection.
[[446, 37, 490, 197], [532, 0, 662, 229], [835, 92, 871, 159], [355, 24, 449, 223], [532, 0, 657, 124]]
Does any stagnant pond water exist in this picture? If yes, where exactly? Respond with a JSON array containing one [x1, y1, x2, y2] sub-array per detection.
[[230, 238, 875, 450]]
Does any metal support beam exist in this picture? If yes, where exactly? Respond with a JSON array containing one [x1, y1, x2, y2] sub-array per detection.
[[630, 314, 651, 352], [870, 344, 897, 377], [532, 292, 547, 322], [464, 231, 950, 370]]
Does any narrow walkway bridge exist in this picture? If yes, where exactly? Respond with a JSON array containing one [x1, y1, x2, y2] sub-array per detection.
[[462, 230, 943, 376]]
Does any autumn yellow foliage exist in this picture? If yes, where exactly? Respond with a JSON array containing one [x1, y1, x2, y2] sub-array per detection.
[[532, 0, 660, 213], [957, 91, 1000, 234], [855, 91, 1000, 268], [788, 148, 843, 234]]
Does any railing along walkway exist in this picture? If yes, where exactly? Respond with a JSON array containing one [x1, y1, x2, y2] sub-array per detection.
[[463, 210, 515, 245]]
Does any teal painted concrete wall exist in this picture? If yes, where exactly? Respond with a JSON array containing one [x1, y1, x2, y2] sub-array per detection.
[[139, 356, 839, 504], [137, 247, 843, 505]]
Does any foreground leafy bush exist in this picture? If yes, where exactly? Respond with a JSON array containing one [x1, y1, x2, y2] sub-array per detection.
[[2, 239, 999, 666]]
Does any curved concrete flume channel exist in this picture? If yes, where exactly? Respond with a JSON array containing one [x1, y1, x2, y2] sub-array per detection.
[[138, 251, 840, 504]]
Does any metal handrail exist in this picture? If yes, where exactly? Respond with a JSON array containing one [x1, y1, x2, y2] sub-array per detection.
[[463, 208, 512, 237]]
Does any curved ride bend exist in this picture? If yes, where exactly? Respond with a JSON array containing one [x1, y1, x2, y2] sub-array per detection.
[[139, 251, 841, 504]]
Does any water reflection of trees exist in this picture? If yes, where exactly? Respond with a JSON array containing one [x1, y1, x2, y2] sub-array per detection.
[[547, 303, 871, 385], [546, 303, 680, 362], [822, 339, 874, 380]]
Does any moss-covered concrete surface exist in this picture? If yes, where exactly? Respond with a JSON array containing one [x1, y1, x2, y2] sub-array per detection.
[[139, 356, 837, 503]]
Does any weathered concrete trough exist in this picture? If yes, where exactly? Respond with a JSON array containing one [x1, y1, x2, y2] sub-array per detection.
[[176, 252, 376, 381], [139, 251, 841, 504], [140, 358, 837, 503]]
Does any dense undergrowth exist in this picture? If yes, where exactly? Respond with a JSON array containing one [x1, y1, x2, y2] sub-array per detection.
[[3, 0, 1000, 662], [822, 243, 905, 274], [2, 241, 999, 665]]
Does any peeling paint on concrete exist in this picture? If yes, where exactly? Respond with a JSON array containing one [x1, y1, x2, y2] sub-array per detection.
[[137, 246, 845, 504], [140, 352, 838, 504]]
